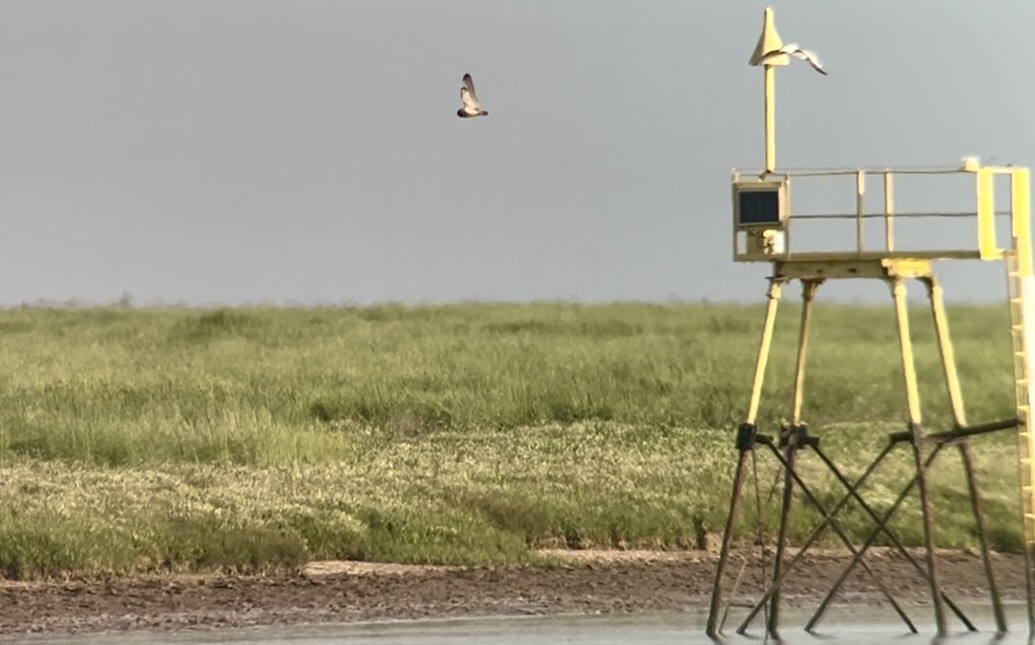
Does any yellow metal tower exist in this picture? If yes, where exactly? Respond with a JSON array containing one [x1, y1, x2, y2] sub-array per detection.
[[705, 7, 1035, 641]]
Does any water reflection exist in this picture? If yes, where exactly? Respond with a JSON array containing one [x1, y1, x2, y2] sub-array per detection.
[[7, 606, 1034, 645]]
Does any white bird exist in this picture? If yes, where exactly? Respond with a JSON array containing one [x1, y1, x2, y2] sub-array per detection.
[[457, 73, 489, 119], [760, 43, 827, 76]]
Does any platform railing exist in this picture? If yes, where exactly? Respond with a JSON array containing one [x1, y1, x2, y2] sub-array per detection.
[[731, 164, 1031, 265]]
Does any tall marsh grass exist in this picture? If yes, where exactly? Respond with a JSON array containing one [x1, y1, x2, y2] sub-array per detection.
[[0, 302, 1024, 577]]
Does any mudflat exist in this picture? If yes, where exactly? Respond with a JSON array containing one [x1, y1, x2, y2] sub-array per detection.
[[0, 548, 1028, 638]]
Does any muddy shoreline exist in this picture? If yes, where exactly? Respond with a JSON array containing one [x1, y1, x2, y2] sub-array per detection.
[[0, 548, 1029, 639]]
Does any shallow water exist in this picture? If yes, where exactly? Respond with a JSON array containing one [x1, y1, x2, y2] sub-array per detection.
[[7, 605, 1035, 645]]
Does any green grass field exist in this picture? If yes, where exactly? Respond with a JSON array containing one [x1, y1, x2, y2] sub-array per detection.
[[0, 301, 1025, 579]]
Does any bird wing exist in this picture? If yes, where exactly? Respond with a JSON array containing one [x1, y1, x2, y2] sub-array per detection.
[[791, 47, 827, 75], [461, 73, 481, 106]]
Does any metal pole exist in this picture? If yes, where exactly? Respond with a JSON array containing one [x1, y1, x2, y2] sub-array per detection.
[[958, 441, 1007, 633], [706, 278, 784, 639], [856, 171, 866, 254], [747, 279, 784, 424], [706, 447, 752, 640], [764, 65, 775, 173], [890, 276, 948, 636], [927, 275, 1002, 630], [767, 280, 819, 637], [792, 281, 819, 425], [925, 276, 967, 427], [884, 171, 895, 252]]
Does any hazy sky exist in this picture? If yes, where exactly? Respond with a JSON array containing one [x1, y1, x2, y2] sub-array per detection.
[[1, 1, 1033, 306]]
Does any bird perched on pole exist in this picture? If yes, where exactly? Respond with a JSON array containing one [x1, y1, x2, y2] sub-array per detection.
[[457, 73, 489, 118], [759, 43, 827, 76]]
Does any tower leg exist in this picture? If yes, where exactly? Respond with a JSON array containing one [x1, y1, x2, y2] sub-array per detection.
[[706, 278, 784, 639], [958, 441, 1007, 633], [706, 441, 752, 640], [767, 279, 819, 638], [925, 276, 967, 427], [926, 276, 1006, 632], [890, 277, 948, 636]]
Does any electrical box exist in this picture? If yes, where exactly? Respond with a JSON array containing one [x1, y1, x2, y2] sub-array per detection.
[[732, 178, 789, 260]]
